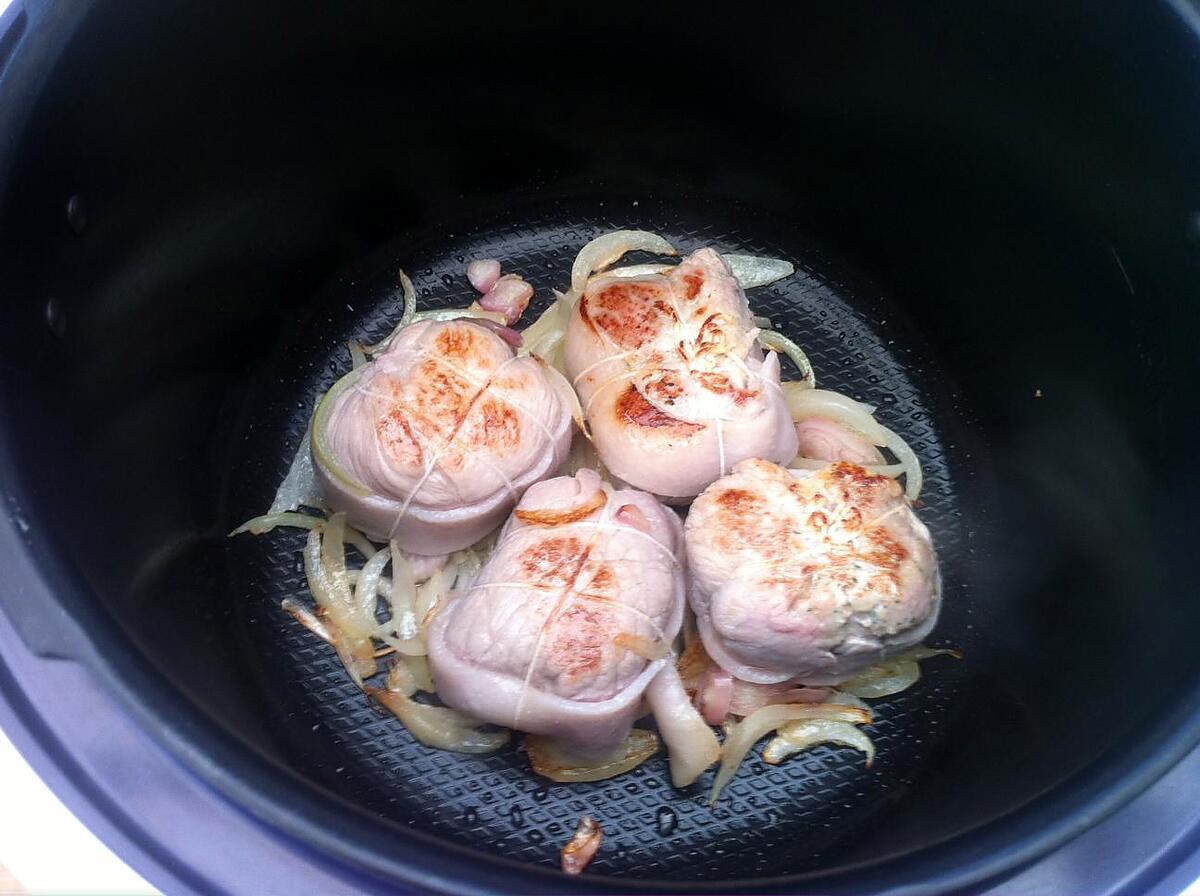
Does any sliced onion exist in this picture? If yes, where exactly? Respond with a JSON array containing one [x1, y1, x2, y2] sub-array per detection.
[[348, 340, 367, 370], [646, 663, 721, 788], [319, 513, 378, 644], [414, 566, 448, 632], [368, 675, 509, 754], [840, 646, 959, 698], [404, 654, 436, 693], [519, 291, 571, 367], [569, 230, 677, 301], [604, 263, 674, 278], [722, 254, 795, 290], [354, 547, 390, 629], [879, 424, 924, 502], [710, 703, 871, 803], [561, 815, 604, 875], [826, 690, 871, 711], [758, 330, 815, 386], [280, 597, 332, 642], [376, 540, 423, 653], [312, 367, 373, 496], [780, 385, 889, 445], [762, 719, 875, 766], [229, 511, 377, 559], [526, 729, 659, 783], [364, 268, 417, 355], [409, 306, 508, 326]]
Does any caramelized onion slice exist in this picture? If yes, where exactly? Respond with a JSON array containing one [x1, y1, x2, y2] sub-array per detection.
[[569, 230, 677, 301], [561, 815, 604, 875], [526, 729, 659, 783], [759, 329, 815, 386]]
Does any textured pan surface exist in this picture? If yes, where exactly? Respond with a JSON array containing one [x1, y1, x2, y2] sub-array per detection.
[[223, 201, 985, 880]]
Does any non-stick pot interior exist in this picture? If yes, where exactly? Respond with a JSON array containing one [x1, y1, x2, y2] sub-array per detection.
[[2, 1, 1199, 890]]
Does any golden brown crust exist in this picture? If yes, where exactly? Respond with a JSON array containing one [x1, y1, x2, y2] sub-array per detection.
[[515, 489, 608, 526], [614, 383, 704, 435]]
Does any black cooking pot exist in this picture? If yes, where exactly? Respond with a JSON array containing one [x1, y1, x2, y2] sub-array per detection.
[[2, 1, 1200, 893]]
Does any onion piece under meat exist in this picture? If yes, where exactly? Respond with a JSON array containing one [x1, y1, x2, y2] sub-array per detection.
[[710, 703, 872, 803], [758, 329, 816, 386], [519, 291, 571, 370], [646, 663, 721, 788], [367, 663, 509, 754], [569, 230, 677, 302], [561, 815, 604, 876], [762, 719, 875, 766], [604, 263, 674, 278], [408, 306, 508, 326], [404, 654, 436, 693], [826, 690, 871, 711], [312, 367, 373, 496], [526, 729, 660, 783], [229, 511, 377, 559], [723, 254, 795, 290], [840, 646, 960, 698]]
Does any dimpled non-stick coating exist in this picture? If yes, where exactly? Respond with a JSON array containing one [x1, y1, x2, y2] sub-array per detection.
[[223, 199, 984, 881]]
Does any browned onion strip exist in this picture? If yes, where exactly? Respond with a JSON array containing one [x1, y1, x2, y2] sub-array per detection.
[[515, 487, 607, 526], [561, 815, 604, 875], [526, 729, 659, 783]]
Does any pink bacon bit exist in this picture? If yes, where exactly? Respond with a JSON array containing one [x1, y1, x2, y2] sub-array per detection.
[[615, 503, 651, 534], [479, 274, 534, 326], [695, 666, 734, 725], [472, 318, 524, 348], [561, 815, 604, 875], [467, 258, 501, 294], [794, 417, 884, 465]]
